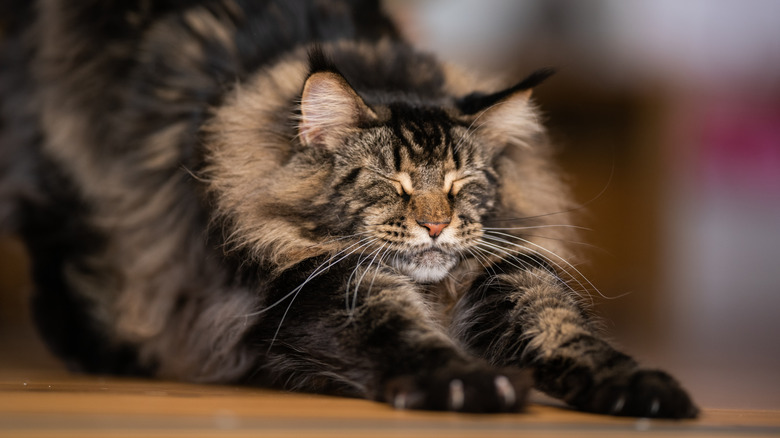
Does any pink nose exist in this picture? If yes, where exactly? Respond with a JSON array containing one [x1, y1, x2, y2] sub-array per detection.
[[417, 221, 450, 238]]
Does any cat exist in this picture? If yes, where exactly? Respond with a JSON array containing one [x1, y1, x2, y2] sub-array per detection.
[[0, 0, 697, 417]]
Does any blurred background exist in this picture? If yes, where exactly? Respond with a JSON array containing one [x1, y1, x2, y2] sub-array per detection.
[[2, 0, 779, 410]]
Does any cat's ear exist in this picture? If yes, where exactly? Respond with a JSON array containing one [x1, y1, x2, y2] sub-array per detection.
[[456, 68, 555, 149], [299, 71, 376, 148]]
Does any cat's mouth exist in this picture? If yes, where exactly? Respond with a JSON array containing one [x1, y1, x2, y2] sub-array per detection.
[[392, 246, 458, 284]]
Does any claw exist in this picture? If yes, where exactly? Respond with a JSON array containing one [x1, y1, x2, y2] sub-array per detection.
[[448, 379, 465, 411], [611, 395, 626, 414], [650, 398, 660, 416], [393, 392, 408, 410], [494, 375, 516, 407]]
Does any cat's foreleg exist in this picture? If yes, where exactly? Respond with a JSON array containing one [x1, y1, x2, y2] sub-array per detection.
[[247, 256, 531, 412], [451, 258, 698, 418]]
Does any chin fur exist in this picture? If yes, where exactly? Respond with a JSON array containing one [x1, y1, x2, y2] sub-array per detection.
[[394, 248, 458, 283]]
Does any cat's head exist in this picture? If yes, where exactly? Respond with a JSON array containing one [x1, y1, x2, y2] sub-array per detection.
[[296, 51, 553, 283]]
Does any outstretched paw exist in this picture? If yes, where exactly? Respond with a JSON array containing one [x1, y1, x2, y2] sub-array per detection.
[[578, 369, 698, 419], [385, 367, 532, 413]]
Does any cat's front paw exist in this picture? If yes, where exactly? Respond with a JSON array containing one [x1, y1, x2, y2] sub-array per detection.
[[576, 369, 698, 419], [384, 368, 532, 413]]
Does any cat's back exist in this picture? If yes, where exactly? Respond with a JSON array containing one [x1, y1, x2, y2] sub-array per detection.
[[0, 0, 400, 227], [0, 0, 404, 377]]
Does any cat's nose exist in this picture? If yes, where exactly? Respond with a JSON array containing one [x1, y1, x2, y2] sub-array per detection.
[[416, 220, 450, 238]]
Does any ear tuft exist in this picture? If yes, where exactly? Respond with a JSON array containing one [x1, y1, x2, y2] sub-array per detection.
[[456, 67, 555, 115], [307, 44, 341, 77]]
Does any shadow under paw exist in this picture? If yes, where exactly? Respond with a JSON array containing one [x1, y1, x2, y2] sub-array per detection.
[[384, 367, 532, 413], [577, 369, 699, 419]]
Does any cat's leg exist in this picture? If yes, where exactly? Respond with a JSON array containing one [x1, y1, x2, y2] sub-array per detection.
[[450, 257, 698, 418], [244, 255, 531, 412]]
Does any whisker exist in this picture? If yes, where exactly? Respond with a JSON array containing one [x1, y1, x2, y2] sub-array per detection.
[[464, 247, 489, 271], [307, 230, 373, 249], [345, 241, 379, 313], [474, 241, 553, 286], [366, 245, 393, 301], [482, 224, 591, 232], [466, 247, 501, 278], [483, 163, 614, 224], [484, 229, 601, 250], [471, 249, 508, 284], [482, 233, 624, 301], [265, 237, 378, 351], [243, 237, 377, 319], [350, 243, 387, 314], [479, 234, 591, 301]]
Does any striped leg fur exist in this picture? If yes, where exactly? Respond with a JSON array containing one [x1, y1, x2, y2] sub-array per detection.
[[452, 262, 699, 418]]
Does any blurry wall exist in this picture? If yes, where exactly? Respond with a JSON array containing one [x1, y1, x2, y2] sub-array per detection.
[[386, 0, 780, 409]]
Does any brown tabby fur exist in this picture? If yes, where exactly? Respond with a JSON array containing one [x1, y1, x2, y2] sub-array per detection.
[[0, 0, 697, 417]]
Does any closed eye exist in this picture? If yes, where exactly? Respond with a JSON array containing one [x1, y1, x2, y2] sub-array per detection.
[[369, 168, 414, 197], [444, 171, 475, 197], [393, 173, 414, 196], [449, 177, 471, 197]]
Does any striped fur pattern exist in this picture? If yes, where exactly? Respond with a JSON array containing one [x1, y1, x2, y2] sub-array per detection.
[[0, 0, 696, 417]]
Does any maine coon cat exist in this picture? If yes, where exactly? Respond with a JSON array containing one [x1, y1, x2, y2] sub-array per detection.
[[0, 0, 697, 417]]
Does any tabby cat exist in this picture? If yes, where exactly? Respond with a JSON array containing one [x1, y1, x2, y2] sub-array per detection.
[[0, 0, 697, 417]]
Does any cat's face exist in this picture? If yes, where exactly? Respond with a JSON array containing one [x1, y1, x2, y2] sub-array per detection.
[[299, 69, 542, 283], [331, 122, 496, 283]]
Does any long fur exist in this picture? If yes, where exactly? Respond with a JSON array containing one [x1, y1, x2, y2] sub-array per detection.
[[0, 0, 697, 417]]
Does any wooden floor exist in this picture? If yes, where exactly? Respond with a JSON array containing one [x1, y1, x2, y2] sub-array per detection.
[[0, 313, 778, 438], [1, 366, 779, 438]]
